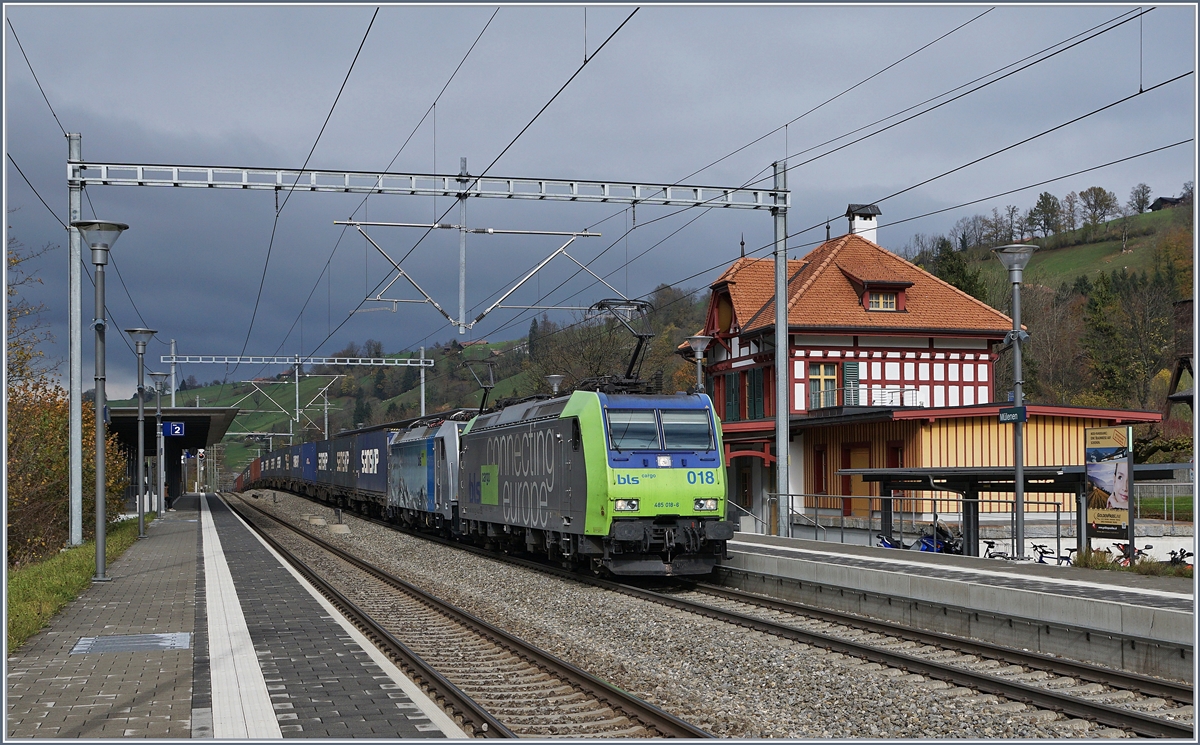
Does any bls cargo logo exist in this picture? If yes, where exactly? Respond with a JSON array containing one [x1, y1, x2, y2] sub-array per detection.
[[616, 474, 640, 485], [317, 452, 328, 471], [361, 448, 380, 474]]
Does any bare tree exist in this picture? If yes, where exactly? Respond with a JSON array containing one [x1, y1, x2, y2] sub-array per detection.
[[1061, 191, 1080, 233]]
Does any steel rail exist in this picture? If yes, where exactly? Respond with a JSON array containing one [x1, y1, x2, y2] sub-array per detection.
[[230, 494, 712, 739], [609, 582, 1195, 739], [243, 488, 1193, 738], [222, 494, 513, 738], [691, 583, 1194, 705]]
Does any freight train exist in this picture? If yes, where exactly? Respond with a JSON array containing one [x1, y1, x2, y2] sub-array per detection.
[[236, 389, 735, 576]]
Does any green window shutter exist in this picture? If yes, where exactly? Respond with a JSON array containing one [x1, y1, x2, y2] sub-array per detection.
[[725, 373, 740, 422], [843, 361, 860, 406]]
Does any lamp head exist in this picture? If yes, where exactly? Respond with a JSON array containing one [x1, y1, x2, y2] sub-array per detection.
[[992, 244, 1036, 280], [545, 374, 565, 395], [71, 220, 128, 265], [686, 334, 713, 356], [125, 327, 157, 351], [149, 371, 169, 391]]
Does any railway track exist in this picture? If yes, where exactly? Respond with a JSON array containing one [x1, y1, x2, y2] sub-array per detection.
[[227, 494, 711, 739], [246, 489, 1195, 738]]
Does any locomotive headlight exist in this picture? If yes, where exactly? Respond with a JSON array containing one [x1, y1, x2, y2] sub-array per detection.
[[614, 499, 639, 511], [656, 455, 672, 468], [694, 498, 718, 511]]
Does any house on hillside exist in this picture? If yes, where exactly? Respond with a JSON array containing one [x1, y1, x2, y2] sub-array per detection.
[[1149, 196, 1185, 211], [687, 206, 1160, 535]]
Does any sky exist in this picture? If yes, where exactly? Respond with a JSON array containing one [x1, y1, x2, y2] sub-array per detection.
[[5, 3, 1196, 399]]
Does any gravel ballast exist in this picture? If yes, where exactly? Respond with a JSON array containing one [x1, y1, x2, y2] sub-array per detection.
[[239, 491, 1131, 739]]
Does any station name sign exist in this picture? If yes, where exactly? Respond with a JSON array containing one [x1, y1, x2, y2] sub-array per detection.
[[998, 406, 1026, 423]]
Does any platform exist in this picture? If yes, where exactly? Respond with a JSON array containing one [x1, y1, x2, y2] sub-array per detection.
[[5, 494, 466, 739], [722, 532, 1195, 680]]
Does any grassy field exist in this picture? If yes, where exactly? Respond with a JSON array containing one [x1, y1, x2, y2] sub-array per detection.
[[7, 516, 155, 651], [1136, 496, 1194, 522], [965, 208, 1187, 288]]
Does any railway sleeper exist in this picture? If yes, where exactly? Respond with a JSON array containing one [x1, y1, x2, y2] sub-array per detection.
[[520, 717, 639, 735], [494, 708, 621, 723]]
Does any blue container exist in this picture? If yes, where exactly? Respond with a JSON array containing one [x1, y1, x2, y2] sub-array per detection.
[[315, 440, 334, 486], [301, 442, 317, 483], [354, 430, 388, 496]]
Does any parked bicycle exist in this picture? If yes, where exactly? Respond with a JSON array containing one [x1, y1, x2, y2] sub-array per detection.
[[983, 540, 1011, 560], [1167, 548, 1193, 569], [1030, 544, 1055, 563], [1111, 541, 1153, 566]]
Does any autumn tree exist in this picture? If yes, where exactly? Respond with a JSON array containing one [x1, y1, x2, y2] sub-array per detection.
[[1127, 183, 1153, 214], [7, 225, 128, 567], [1079, 186, 1119, 226]]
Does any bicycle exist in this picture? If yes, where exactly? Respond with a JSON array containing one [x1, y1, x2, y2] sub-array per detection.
[[1167, 548, 1193, 569], [1058, 547, 1078, 566], [983, 540, 1011, 560], [1111, 541, 1153, 567], [1030, 544, 1055, 564]]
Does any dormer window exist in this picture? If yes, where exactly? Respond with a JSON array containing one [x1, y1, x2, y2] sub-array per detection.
[[868, 291, 897, 311]]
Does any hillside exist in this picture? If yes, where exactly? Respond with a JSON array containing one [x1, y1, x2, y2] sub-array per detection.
[[958, 205, 1191, 292]]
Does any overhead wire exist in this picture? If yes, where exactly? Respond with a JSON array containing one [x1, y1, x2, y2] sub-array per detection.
[[746, 6, 1157, 188], [266, 7, 500, 364], [82, 186, 164, 344], [263, 3, 1125, 373], [675, 6, 996, 184], [6, 17, 67, 137], [236, 7, 380, 365], [294, 7, 640, 364], [6, 152, 140, 359], [444, 5, 1156, 348], [404, 135, 1194, 397], [379, 5, 985, 355]]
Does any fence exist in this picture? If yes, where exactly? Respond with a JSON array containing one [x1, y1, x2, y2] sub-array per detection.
[[1133, 482, 1194, 526], [808, 385, 922, 410], [756, 492, 1071, 557]]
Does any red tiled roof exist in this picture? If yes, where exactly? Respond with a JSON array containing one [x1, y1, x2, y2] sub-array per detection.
[[717, 234, 1011, 336]]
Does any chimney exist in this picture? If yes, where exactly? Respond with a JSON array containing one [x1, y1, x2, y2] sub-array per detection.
[[846, 204, 881, 244]]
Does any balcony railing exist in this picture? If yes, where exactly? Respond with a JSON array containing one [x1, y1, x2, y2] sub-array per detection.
[[808, 385, 923, 410]]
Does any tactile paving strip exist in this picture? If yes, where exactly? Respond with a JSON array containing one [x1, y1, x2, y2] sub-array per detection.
[[70, 632, 192, 654]]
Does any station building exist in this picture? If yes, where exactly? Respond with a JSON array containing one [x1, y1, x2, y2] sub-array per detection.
[[689, 208, 1160, 531]]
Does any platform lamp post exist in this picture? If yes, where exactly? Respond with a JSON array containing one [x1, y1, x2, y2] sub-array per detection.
[[686, 335, 713, 393], [992, 244, 1035, 558], [149, 371, 169, 516], [125, 328, 156, 539], [72, 220, 128, 582], [545, 375, 564, 395]]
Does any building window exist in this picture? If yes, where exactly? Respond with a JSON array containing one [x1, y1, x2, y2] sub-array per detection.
[[747, 367, 765, 420], [868, 291, 897, 310], [724, 373, 740, 422], [809, 362, 838, 408]]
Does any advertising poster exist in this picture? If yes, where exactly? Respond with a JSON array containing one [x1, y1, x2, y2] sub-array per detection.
[[1084, 426, 1133, 541], [388, 436, 436, 512]]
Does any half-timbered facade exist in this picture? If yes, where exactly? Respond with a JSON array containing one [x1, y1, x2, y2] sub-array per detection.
[[690, 215, 1160, 531]]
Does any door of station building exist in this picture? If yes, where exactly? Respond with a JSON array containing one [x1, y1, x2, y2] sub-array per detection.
[[848, 446, 870, 517]]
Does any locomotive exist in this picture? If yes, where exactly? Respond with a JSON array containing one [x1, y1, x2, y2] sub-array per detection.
[[237, 388, 734, 576]]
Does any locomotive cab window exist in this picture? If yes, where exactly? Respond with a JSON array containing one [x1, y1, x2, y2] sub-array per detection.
[[607, 409, 660, 450], [571, 418, 581, 451], [661, 410, 714, 451]]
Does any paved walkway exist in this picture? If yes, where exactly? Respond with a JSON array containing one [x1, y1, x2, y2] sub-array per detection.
[[6, 499, 199, 737], [6, 494, 463, 739]]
